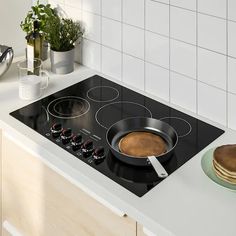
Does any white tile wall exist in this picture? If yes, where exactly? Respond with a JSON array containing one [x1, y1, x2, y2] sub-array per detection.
[[170, 72, 197, 113], [64, 0, 82, 8], [170, 6, 196, 44], [198, 83, 227, 126], [198, 48, 226, 89], [228, 21, 236, 58], [170, 39, 196, 78], [83, 0, 100, 14], [146, 0, 169, 36], [123, 24, 144, 59], [228, 0, 236, 21], [82, 39, 101, 71], [64, 5, 82, 21], [123, 54, 145, 90], [228, 93, 236, 130], [101, 0, 121, 21], [123, 0, 144, 28], [101, 46, 122, 81], [170, 0, 196, 11], [145, 31, 169, 68], [228, 57, 236, 94], [56, 0, 236, 130], [198, 14, 226, 54], [82, 11, 101, 43], [145, 62, 170, 101], [102, 18, 121, 50], [198, 0, 226, 18]]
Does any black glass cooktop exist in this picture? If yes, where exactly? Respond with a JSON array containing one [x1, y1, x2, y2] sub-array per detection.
[[10, 75, 224, 197]]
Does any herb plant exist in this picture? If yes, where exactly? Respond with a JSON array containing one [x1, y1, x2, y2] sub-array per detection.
[[44, 17, 83, 52], [20, 0, 56, 36]]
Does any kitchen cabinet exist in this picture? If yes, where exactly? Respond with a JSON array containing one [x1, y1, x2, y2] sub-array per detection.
[[2, 229, 11, 236], [0, 129, 2, 235], [1, 133, 137, 236], [137, 224, 148, 236]]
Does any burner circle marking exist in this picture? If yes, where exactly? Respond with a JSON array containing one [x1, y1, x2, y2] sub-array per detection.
[[159, 117, 192, 138], [47, 96, 90, 119], [95, 101, 153, 129], [87, 86, 119, 102], [53, 99, 85, 116]]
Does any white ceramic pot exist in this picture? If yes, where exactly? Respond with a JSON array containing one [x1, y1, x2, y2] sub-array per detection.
[[50, 48, 75, 74]]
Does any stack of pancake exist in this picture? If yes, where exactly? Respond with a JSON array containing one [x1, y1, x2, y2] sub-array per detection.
[[119, 131, 166, 157], [213, 144, 236, 184]]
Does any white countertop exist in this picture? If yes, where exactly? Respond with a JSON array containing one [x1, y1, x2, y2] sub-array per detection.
[[1, 60, 236, 236]]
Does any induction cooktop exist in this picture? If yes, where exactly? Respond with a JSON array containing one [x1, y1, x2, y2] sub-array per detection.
[[10, 75, 224, 197]]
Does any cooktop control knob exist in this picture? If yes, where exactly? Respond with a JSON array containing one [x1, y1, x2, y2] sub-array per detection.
[[50, 123, 63, 138], [81, 139, 94, 156], [93, 147, 105, 163], [71, 133, 83, 151], [60, 128, 73, 144]]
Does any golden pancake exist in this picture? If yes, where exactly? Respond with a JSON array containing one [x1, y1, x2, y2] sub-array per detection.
[[119, 131, 166, 157], [213, 145, 236, 173], [213, 163, 236, 185], [213, 159, 236, 178]]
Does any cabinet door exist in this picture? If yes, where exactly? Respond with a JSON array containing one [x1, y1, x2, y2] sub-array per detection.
[[0, 129, 2, 235], [2, 229, 11, 236], [137, 223, 148, 236], [2, 134, 136, 236]]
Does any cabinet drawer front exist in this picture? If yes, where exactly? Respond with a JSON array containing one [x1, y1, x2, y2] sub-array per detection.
[[2, 220, 24, 236]]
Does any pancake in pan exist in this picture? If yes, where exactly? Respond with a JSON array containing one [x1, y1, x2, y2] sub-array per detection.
[[119, 131, 166, 157]]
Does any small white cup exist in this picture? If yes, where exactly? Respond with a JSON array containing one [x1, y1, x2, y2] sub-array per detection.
[[18, 58, 49, 100]]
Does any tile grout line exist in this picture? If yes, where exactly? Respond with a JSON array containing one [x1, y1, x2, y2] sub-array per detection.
[[121, 0, 124, 82], [144, 0, 146, 92], [80, 0, 83, 65], [196, 0, 199, 116], [226, 0, 229, 128], [168, 0, 171, 104], [100, 0, 103, 73]]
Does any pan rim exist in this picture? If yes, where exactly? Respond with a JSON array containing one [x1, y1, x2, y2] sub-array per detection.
[[106, 116, 179, 160]]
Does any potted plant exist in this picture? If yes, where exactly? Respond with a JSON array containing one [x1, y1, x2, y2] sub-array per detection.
[[44, 17, 83, 74], [20, 0, 56, 60]]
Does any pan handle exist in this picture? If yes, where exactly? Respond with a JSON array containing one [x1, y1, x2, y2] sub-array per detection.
[[148, 156, 168, 178]]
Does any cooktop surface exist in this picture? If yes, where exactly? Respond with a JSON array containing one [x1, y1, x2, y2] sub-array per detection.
[[10, 75, 224, 197]]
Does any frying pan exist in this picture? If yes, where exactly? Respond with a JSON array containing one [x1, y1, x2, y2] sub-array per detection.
[[106, 117, 178, 178]]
